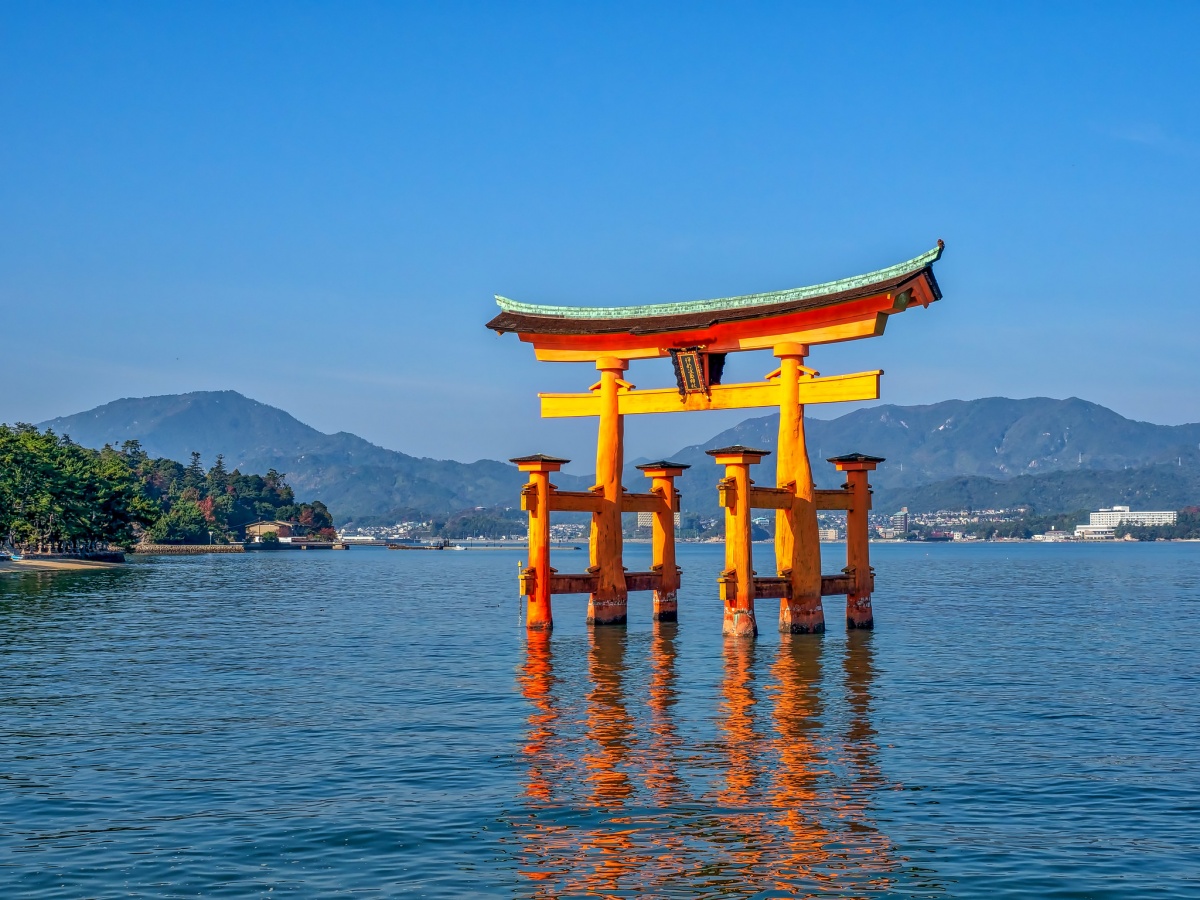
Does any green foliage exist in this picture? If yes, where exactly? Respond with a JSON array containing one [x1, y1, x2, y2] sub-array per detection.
[[954, 510, 1088, 540], [128, 456, 328, 544], [259, 531, 281, 544], [435, 507, 525, 539], [1116, 508, 1200, 541], [0, 424, 155, 552], [676, 512, 721, 541], [147, 499, 209, 544], [878, 463, 1200, 517], [0, 424, 337, 550]]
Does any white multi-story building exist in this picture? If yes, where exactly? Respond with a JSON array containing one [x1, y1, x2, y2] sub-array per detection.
[[818, 527, 838, 542], [1089, 505, 1177, 528]]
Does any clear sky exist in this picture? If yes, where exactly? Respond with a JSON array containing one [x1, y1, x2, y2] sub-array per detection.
[[3, 2, 1198, 469]]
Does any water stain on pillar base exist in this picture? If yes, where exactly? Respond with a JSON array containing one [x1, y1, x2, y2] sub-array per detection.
[[782, 622, 827, 635], [587, 600, 628, 627]]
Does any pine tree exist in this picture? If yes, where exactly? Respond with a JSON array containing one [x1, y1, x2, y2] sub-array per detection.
[[183, 451, 205, 491]]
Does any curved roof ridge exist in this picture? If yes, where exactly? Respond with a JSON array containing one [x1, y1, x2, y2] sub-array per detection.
[[495, 242, 943, 321]]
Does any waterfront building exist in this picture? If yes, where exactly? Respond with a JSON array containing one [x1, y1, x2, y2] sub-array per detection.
[[818, 527, 838, 542], [1089, 505, 1177, 528], [245, 520, 295, 541], [890, 507, 909, 534], [1074, 525, 1116, 540], [1034, 529, 1072, 542]]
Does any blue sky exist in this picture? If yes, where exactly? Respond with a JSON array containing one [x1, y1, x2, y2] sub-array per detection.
[[3, 2, 1198, 468]]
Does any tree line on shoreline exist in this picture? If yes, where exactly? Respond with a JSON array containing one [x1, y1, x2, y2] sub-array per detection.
[[0, 424, 334, 553], [1115, 508, 1200, 541], [900, 508, 1200, 541]]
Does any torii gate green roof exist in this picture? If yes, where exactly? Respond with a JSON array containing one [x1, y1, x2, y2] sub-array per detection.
[[494, 242, 943, 322]]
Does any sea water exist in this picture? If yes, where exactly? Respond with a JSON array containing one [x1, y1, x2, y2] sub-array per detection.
[[1, 542, 1197, 897]]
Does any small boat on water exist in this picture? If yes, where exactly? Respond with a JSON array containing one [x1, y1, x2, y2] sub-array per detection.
[[387, 539, 461, 551]]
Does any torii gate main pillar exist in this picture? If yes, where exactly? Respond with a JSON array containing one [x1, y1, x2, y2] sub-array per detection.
[[774, 342, 825, 634], [588, 356, 629, 625]]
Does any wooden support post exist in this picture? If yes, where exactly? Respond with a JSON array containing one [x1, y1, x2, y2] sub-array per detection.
[[829, 453, 884, 629], [511, 454, 570, 631], [707, 445, 769, 637], [589, 357, 629, 625], [636, 460, 689, 622], [774, 343, 824, 634]]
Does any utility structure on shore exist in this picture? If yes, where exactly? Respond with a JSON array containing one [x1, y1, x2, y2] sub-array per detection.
[[489, 242, 944, 636]]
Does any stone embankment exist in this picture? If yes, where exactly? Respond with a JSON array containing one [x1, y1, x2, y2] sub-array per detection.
[[133, 544, 246, 555]]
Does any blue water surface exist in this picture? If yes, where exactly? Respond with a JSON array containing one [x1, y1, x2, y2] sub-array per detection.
[[1, 542, 1198, 897]]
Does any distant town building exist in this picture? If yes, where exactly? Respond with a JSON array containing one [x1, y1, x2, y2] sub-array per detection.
[[1074, 525, 1115, 540], [890, 507, 909, 534], [637, 511, 681, 527], [818, 527, 838, 542], [550, 522, 587, 541], [1089, 505, 1177, 528]]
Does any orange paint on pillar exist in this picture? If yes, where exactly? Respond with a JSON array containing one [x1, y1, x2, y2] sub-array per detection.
[[708, 446, 768, 637], [830, 453, 884, 630], [511, 454, 570, 631], [588, 357, 628, 625], [637, 461, 689, 622], [774, 343, 825, 634]]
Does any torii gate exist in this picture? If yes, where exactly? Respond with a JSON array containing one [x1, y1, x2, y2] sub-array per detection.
[[488, 242, 943, 636]]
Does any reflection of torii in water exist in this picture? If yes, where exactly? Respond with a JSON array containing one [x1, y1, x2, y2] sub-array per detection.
[[514, 628, 651, 895], [835, 632, 898, 882], [510, 629, 932, 895]]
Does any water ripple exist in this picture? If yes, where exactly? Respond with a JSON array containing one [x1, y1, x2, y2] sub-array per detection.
[[1, 543, 1198, 896]]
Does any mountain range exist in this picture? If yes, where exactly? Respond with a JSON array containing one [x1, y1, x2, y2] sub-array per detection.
[[37, 391, 586, 524], [35, 391, 1200, 522], [658, 397, 1200, 516]]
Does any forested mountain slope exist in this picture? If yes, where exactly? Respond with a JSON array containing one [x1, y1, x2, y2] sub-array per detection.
[[40, 392, 1200, 522]]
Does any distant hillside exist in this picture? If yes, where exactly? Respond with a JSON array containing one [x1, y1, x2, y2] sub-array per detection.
[[872, 461, 1200, 515], [38, 391, 587, 524], [37, 391, 1200, 523], [651, 397, 1200, 518]]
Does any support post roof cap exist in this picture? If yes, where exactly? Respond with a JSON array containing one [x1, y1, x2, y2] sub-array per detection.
[[828, 452, 885, 471], [510, 453, 570, 472], [635, 459, 692, 472], [706, 444, 771, 464], [707, 445, 771, 456]]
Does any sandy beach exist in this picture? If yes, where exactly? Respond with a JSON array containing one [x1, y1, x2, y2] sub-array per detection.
[[0, 558, 125, 574]]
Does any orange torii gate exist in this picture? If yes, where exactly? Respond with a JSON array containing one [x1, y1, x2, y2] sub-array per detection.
[[489, 242, 944, 636]]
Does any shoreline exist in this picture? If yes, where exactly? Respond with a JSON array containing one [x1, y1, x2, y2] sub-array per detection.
[[0, 558, 126, 574]]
